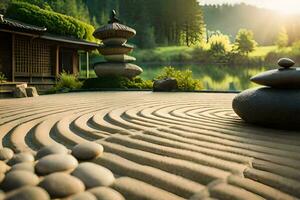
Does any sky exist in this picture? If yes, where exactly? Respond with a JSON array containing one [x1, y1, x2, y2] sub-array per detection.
[[199, 0, 300, 14]]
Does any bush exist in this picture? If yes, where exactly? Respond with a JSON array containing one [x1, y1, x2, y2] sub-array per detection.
[[0, 72, 7, 83], [82, 76, 153, 89], [48, 72, 82, 93], [156, 67, 202, 91], [6, 1, 95, 41]]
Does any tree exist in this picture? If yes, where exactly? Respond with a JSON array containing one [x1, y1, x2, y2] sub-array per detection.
[[235, 29, 257, 55], [276, 27, 289, 48], [209, 33, 231, 54]]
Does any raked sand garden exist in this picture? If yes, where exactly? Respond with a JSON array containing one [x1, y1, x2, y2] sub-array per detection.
[[0, 91, 299, 200]]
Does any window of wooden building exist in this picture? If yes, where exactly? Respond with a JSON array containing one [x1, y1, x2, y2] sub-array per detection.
[[15, 35, 53, 77]]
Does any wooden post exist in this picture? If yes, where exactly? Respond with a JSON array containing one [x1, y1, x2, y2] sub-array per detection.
[[11, 34, 15, 82], [55, 45, 59, 82], [86, 51, 89, 79]]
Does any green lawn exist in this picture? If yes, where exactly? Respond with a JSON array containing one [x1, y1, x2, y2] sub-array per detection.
[[132, 45, 278, 62], [249, 45, 277, 57]]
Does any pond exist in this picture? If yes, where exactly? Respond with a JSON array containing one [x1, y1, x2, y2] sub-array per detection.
[[139, 63, 272, 91]]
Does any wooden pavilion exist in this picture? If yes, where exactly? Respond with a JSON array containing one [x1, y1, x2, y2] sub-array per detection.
[[0, 14, 99, 86]]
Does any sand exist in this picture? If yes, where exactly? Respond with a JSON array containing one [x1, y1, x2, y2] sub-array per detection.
[[0, 92, 299, 200]]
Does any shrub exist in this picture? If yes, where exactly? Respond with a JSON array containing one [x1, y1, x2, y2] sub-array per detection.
[[208, 34, 231, 54], [156, 67, 202, 91], [6, 1, 95, 41], [82, 76, 153, 89], [49, 72, 82, 93], [0, 72, 7, 83], [234, 29, 257, 55]]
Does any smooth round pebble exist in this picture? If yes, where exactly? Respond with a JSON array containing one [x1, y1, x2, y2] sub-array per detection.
[[35, 154, 78, 175], [68, 192, 97, 200], [71, 162, 115, 189], [89, 187, 125, 200], [278, 57, 295, 68], [71, 142, 103, 160], [5, 186, 50, 200], [0, 161, 10, 173], [8, 152, 34, 166], [10, 162, 34, 172], [1, 170, 39, 191], [36, 144, 69, 159], [0, 148, 14, 161], [39, 172, 85, 198]]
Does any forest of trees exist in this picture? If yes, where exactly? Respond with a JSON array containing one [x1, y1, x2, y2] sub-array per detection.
[[203, 3, 300, 45], [1, 0, 300, 48], [1, 0, 204, 48]]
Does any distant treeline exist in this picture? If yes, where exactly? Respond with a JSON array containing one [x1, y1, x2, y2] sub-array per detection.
[[1, 1, 300, 47], [1, 0, 204, 48], [203, 3, 300, 45]]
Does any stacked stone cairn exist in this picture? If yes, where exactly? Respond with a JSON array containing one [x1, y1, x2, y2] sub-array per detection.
[[93, 10, 143, 78], [233, 58, 300, 128], [0, 142, 125, 200]]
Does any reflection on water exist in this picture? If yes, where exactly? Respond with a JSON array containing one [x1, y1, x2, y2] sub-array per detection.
[[140, 63, 271, 91]]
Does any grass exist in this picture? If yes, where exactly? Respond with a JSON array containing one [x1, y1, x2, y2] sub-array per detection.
[[248, 45, 277, 58]]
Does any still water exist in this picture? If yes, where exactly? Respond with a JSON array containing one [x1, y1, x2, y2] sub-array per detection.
[[140, 63, 271, 91]]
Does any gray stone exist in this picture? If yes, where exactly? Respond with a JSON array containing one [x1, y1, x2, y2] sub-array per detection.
[[250, 68, 300, 88], [71, 162, 115, 189], [104, 54, 136, 63], [35, 154, 78, 175], [94, 63, 143, 78], [98, 44, 133, 56], [10, 162, 34, 172], [13, 85, 27, 98], [25, 87, 39, 97], [153, 78, 178, 92], [36, 144, 69, 159], [8, 152, 34, 166], [278, 58, 295, 69], [0, 148, 14, 161], [232, 87, 300, 128], [68, 192, 97, 200], [0, 161, 10, 174], [5, 186, 50, 200], [1, 170, 39, 191], [102, 38, 127, 46], [89, 187, 125, 200], [39, 172, 85, 198], [71, 142, 103, 161]]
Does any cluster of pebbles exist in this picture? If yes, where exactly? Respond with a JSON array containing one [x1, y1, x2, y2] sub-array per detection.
[[93, 10, 143, 78], [233, 58, 300, 128], [0, 142, 125, 200]]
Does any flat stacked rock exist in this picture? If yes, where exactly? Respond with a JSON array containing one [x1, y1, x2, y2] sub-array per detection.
[[93, 10, 143, 78], [233, 58, 300, 128]]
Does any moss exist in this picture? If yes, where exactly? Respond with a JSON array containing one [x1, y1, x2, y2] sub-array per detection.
[[6, 1, 95, 41]]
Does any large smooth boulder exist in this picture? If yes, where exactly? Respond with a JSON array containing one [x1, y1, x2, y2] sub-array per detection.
[[36, 144, 69, 159], [1, 170, 39, 191], [35, 154, 78, 175], [232, 87, 300, 128], [25, 87, 39, 97], [71, 142, 103, 161], [0, 161, 10, 174], [0, 148, 14, 161], [94, 63, 143, 78], [71, 162, 115, 189], [98, 44, 133, 56], [13, 85, 27, 98], [39, 172, 85, 198], [5, 186, 50, 200], [153, 78, 178, 92]]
